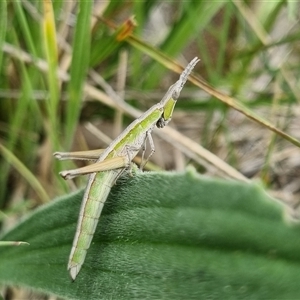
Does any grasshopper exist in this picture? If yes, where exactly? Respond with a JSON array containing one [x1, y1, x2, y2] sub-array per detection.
[[54, 57, 199, 280]]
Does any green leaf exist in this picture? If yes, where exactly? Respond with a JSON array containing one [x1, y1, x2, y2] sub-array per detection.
[[1, 169, 300, 299]]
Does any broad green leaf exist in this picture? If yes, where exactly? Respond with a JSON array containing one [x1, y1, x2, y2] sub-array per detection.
[[1, 169, 300, 299]]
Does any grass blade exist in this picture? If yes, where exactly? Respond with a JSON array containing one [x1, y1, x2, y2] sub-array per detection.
[[65, 1, 93, 148], [0, 143, 49, 204], [42, 0, 60, 152]]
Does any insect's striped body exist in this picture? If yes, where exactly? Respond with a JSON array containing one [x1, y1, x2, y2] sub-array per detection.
[[68, 105, 163, 278], [68, 170, 119, 276], [55, 57, 199, 280]]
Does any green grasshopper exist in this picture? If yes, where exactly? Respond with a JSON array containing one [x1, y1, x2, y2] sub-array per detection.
[[54, 57, 199, 280]]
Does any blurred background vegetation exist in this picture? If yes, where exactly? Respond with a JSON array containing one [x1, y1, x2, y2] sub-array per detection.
[[0, 0, 300, 296]]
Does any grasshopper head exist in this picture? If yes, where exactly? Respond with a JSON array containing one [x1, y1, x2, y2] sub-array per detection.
[[156, 57, 199, 129]]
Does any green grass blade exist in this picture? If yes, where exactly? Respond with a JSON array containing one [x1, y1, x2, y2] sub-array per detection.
[[13, 1, 39, 58], [0, 143, 49, 204], [42, 0, 60, 152], [0, 30, 43, 206], [65, 1, 93, 148], [162, 1, 225, 55], [0, 0, 7, 69], [142, 1, 226, 89]]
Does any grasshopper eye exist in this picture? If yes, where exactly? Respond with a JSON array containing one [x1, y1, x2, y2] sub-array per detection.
[[156, 117, 166, 128], [172, 89, 180, 100]]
